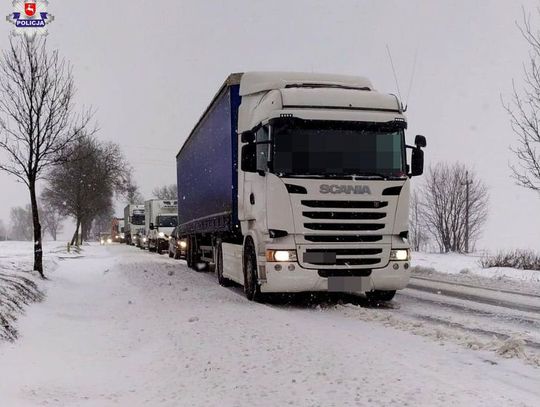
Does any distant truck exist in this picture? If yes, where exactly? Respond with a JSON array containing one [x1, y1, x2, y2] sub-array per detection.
[[123, 204, 145, 245], [111, 218, 125, 243], [145, 199, 178, 253], [176, 72, 426, 302]]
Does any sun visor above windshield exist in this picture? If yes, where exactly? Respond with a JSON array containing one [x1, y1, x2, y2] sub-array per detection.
[[280, 88, 401, 113], [239, 72, 374, 96]]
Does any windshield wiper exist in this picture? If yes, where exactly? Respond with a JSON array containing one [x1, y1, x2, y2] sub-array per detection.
[[352, 172, 405, 180]]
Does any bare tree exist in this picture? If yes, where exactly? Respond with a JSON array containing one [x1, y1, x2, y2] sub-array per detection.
[[0, 37, 91, 278], [152, 184, 177, 200], [0, 219, 7, 240], [43, 135, 128, 245], [39, 198, 64, 241], [124, 173, 144, 204], [409, 190, 428, 251], [504, 10, 540, 192], [421, 163, 488, 253], [9, 205, 33, 241]]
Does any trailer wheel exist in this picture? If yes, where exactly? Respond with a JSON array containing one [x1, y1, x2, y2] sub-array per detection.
[[216, 241, 232, 287], [188, 236, 202, 271], [186, 237, 193, 268], [366, 290, 396, 302], [243, 239, 261, 301]]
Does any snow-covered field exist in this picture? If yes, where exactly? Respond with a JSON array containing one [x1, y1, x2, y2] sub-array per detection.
[[0, 243, 539, 406]]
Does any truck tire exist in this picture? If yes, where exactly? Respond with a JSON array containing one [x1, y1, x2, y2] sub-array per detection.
[[366, 290, 396, 302], [168, 249, 173, 258], [148, 241, 156, 252], [216, 242, 232, 287], [243, 240, 261, 301], [187, 238, 193, 268], [188, 236, 202, 271]]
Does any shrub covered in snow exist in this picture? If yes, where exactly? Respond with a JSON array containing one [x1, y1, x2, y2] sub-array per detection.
[[480, 250, 540, 271], [0, 273, 44, 341]]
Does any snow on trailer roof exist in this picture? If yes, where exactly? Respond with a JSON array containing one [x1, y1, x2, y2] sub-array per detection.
[[239, 71, 374, 96]]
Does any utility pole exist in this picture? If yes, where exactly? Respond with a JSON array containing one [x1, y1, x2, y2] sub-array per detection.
[[462, 171, 472, 253]]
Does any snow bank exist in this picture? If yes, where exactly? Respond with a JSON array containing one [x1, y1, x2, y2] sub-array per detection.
[[412, 251, 540, 286], [0, 241, 76, 341]]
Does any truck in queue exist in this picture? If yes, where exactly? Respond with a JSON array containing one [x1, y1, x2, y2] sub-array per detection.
[[145, 199, 178, 254], [123, 204, 145, 245], [111, 218, 125, 243], [176, 72, 426, 301]]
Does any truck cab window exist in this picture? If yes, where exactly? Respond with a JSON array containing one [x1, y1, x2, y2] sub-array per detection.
[[256, 126, 270, 172]]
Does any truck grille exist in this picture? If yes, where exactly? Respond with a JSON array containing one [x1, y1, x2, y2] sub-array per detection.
[[302, 211, 386, 220], [304, 223, 385, 231], [304, 235, 383, 242], [298, 199, 390, 269], [301, 200, 388, 209]]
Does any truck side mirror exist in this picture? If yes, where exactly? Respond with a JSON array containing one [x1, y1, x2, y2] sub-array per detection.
[[241, 144, 256, 172], [149, 223, 154, 230], [415, 135, 427, 148], [411, 148, 424, 177], [241, 131, 255, 143]]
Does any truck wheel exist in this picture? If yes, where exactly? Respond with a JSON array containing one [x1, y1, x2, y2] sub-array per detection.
[[174, 250, 181, 260], [216, 242, 232, 287], [187, 239, 193, 268], [366, 290, 396, 302], [168, 249, 173, 258], [243, 240, 261, 301]]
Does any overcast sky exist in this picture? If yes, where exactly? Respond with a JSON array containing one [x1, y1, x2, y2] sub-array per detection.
[[0, 0, 539, 250]]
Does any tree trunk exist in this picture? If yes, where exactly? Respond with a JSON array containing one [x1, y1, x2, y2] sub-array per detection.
[[71, 218, 80, 246], [29, 182, 45, 279], [81, 221, 86, 244]]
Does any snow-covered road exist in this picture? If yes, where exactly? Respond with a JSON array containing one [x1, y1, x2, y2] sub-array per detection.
[[1, 244, 539, 406]]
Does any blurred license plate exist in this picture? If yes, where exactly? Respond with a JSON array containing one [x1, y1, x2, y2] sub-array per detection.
[[328, 276, 369, 292]]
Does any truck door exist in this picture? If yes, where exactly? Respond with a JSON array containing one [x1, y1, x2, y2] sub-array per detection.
[[241, 126, 269, 229]]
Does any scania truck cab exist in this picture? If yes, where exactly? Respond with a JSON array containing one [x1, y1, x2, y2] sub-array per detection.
[[177, 72, 426, 301]]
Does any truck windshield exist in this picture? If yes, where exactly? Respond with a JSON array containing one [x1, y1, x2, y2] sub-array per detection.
[[131, 214, 145, 225], [271, 120, 406, 179], [158, 216, 178, 228]]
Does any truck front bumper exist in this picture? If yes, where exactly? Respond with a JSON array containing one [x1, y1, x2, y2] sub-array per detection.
[[260, 261, 410, 293]]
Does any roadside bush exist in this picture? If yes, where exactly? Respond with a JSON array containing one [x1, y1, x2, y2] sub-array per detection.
[[0, 273, 44, 341], [479, 250, 540, 271]]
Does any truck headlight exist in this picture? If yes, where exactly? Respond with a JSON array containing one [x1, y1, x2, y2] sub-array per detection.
[[390, 249, 410, 261], [266, 249, 297, 262], [107, 238, 112, 244], [179, 241, 187, 249], [158, 232, 165, 238], [143, 237, 147, 243]]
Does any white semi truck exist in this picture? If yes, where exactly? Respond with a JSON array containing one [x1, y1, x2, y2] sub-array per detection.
[[176, 72, 426, 301], [123, 204, 145, 245], [144, 199, 178, 253]]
